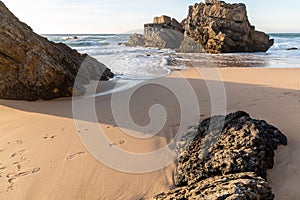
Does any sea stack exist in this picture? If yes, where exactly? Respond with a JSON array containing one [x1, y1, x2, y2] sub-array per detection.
[[182, 0, 274, 53], [0, 1, 114, 101]]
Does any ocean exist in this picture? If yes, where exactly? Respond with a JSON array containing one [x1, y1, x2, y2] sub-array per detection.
[[44, 33, 300, 80]]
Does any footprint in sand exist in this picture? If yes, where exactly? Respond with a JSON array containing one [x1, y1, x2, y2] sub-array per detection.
[[0, 164, 6, 175], [16, 164, 21, 171], [10, 149, 26, 158], [31, 167, 41, 174], [109, 140, 126, 147], [16, 140, 23, 144], [6, 140, 23, 145], [43, 134, 57, 140], [6, 167, 41, 185], [19, 168, 41, 177], [66, 152, 86, 161], [0, 149, 4, 153], [11, 154, 28, 173], [6, 185, 14, 192], [119, 140, 126, 145], [7, 177, 16, 184], [109, 143, 118, 147], [12, 156, 28, 166]]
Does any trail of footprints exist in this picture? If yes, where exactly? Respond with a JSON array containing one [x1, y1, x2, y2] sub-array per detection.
[[0, 140, 41, 193], [1, 127, 88, 193]]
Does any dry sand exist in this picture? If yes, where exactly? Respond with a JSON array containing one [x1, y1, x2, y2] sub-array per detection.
[[0, 68, 299, 199]]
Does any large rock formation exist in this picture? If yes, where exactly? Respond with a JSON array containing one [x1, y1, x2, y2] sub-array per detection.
[[127, 0, 274, 54], [153, 111, 287, 199], [0, 1, 114, 101], [182, 0, 274, 53], [126, 15, 184, 49]]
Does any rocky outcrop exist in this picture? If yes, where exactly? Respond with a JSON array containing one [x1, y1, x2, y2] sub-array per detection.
[[127, 1, 274, 53], [153, 111, 287, 199], [126, 15, 184, 49], [182, 0, 274, 53], [0, 1, 114, 101]]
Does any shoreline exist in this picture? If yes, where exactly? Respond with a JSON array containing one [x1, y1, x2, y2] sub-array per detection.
[[0, 67, 299, 199]]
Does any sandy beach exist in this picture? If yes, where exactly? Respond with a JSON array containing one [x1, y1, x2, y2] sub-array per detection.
[[0, 67, 299, 199], [1, 0, 300, 198]]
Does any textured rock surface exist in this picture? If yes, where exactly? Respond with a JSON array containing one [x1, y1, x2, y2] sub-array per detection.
[[153, 111, 287, 199], [154, 172, 274, 200], [182, 0, 274, 53], [0, 1, 114, 101]]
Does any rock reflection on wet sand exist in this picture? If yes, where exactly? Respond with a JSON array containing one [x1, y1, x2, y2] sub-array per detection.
[[171, 53, 270, 68]]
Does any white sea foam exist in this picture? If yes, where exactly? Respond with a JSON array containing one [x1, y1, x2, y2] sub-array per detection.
[[44, 33, 300, 81]]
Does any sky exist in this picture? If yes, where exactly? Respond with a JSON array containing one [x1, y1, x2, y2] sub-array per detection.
[[2, 0, 300, 34]]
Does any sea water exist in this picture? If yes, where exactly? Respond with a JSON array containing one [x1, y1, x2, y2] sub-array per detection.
[[44, 33, 300, 80], [44, 34, 175, 80]]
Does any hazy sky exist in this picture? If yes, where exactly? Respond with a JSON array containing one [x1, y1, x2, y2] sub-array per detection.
[[2, 0, 300, 34]]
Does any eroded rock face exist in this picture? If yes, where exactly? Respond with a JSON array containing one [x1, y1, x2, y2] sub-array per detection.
[[0, 1, 114, 101], [183, 0, 274, 53], [153, 111, 287, 200]]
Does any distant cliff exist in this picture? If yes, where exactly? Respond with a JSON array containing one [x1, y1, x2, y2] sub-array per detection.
[[127, 0, 274, 54], [0, 1, 114, 101]]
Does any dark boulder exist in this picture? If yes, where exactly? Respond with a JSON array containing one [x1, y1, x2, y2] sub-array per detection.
[[153, 111, 287, 200]]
